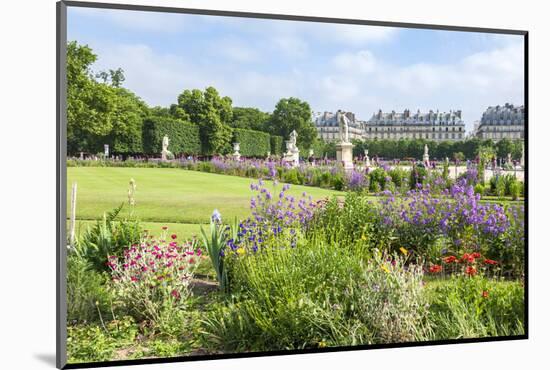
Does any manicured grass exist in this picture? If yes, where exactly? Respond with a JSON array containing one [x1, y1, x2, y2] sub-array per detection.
[[70, 220, 205, 241], [67, 167, 343, 224]]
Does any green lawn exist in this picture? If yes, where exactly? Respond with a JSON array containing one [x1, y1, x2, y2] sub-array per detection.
[[67, 167, 343, 225]]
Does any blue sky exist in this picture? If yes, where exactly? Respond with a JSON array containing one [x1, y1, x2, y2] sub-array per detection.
[[68, 7, 524, 131]]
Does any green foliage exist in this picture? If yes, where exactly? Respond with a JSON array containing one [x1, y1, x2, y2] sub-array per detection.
[[142, 115, 201, 155], [203, 245, 429, 351], [232, 128, 271, 157], [427, 276, 524, 339], [231, 107, 270, 131], [201, 216, 237, 291], [268, 97, 317, 149], [67, 316, 138, 363], [270, 135, 284, 155], [67, 253, 114, 323], [66, 41, 149, 155], [77, 204, 142, 272], [496, 138, 515, 160], [175, 87, 233, 154], [369, 168, 388, 192]]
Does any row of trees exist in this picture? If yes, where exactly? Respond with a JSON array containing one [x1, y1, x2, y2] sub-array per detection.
[[351, 137, 523, 162], [66, 41, 318, 156]]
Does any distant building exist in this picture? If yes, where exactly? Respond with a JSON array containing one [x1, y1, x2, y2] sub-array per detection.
[[313, 110, 365, 142], [475, 103, 525, 140], [364, 109, 465, 141]]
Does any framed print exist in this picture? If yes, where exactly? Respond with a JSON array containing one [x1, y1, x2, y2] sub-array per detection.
[[57, 1, 528, 368]]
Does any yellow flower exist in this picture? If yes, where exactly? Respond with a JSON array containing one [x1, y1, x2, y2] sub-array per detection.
[[318, 341, 327, 348], [236, 247, 246, 256], [381, 265, 390, 273], [361, 234, 367, 241], [399, 247, 408, 256]]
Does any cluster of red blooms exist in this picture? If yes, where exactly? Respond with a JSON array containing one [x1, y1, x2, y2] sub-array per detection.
[[428, 251, 499, 276]]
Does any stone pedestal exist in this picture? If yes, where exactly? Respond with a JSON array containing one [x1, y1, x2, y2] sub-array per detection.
[[336, 142, 354, 171]]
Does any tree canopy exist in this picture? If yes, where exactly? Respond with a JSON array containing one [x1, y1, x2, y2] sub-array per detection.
[[267, 97, 317, 150]]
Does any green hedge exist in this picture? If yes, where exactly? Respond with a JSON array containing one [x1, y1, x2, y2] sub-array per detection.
[[270, 135, 284, 155], [142, 116, 201, 155], [233, 128, 271, 157]]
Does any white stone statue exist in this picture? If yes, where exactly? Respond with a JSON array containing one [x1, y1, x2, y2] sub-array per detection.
[[233, 142, 241, 161], [364, 148, 370, 167], [507, 153, 512, 165], [289, 130, 297, 148], [338, 112, 350, 143], [423, 144, 430, 166], [283, 130, 300, 167], [161, 135, 172, 161]]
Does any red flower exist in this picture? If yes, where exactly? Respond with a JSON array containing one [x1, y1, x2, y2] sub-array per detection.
[[131, 276, 138, 282], [429, 264, 443, 273], [484, 259, 498, 265], [482, 290, 489, 298], [461, 253, 475, 263], [472, 252, 481, 259], [465, 266, 477, 276], [443, 256, 457, 264], [189, 258, 195, 264], [171, 234, 177, 240]]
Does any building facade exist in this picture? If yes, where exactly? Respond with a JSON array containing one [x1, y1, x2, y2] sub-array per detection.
[[313, 110, 365, 142], [364, 109, 466, 141], [475, 103, 525, 140]]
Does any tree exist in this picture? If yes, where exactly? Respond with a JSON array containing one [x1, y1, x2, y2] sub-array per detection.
[[95, 68, 125, 87], [231, 107, 270, 131], [496, 138, 515, 160], [66, 41, 148, 155], [175, 87, 233, 154], [107, 89, 149, 154], [268, 97, 317, 150], [67, 41, 118, 153]]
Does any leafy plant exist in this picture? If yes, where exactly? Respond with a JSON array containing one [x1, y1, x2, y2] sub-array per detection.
[[77, 203, 142, 272]]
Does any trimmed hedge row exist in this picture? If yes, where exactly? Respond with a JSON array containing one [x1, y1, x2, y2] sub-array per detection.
[[233, 128, 271, 157], [270, 135, 284, 156], [142, 116, 201, 155]]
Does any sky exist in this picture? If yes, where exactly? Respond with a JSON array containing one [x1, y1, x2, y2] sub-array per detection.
[[67, 6, 525, 132]]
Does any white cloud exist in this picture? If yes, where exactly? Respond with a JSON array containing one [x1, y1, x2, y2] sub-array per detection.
[[323, 24, 398, 45], [69, 7, 188, 33], [332, 50, 376, 74]]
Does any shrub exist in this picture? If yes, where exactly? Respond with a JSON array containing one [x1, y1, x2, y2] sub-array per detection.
[[67, 253, 114, 323], [142, 116, 201, 155], [270, 135, 284, 156], [232, 128, 271, 157], [427, 276, 524, 339], [369, 168, 388, 192]]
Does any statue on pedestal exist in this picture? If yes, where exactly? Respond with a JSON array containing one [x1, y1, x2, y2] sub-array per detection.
[[423, 144, 430, 166], [233, 142, 241, 161], [364, 148, 370, 167], [161, 135, 172, 161]]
